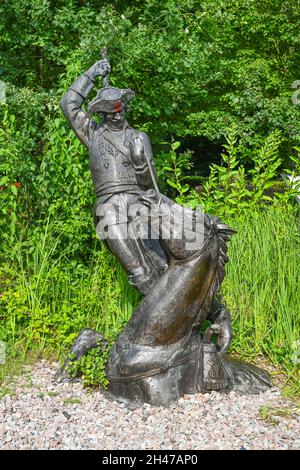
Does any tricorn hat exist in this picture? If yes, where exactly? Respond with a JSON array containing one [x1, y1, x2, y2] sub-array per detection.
[[88, 86, 135, 114]]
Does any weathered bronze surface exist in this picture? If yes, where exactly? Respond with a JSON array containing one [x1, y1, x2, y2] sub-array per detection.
[[59, 51, 272, 405]]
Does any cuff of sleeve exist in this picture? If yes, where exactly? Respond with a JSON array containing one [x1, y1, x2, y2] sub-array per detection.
[[134, 163, 149, 174], [69, 74, 95, 99]]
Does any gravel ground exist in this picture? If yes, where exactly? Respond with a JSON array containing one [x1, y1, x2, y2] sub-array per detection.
[[0, 360, 299, 450]]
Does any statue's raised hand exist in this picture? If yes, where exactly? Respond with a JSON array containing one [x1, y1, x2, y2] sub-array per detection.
[[86, 60, 111, 80]]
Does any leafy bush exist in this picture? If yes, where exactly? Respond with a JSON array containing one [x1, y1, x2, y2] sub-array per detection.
[[66, 347, 110, 389], [155, 140, 196, 203], [1, 0, 300, 166], [169, 126, 298, 218]]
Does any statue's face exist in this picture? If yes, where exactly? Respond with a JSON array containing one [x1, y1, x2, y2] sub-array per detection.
[[101, 109, 125, 130]]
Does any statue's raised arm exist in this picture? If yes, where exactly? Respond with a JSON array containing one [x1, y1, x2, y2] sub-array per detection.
[[59, 59, 110, 147]]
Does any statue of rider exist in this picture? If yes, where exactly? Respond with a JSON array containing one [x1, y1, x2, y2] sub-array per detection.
[[60, 53, 169, 295]]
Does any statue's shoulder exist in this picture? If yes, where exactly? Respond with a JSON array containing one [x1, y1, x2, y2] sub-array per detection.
[[127, 125, 150, 143]]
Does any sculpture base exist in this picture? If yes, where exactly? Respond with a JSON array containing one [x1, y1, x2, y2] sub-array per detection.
[[55, 329, 273, 406], [108, 337, 272, 406]]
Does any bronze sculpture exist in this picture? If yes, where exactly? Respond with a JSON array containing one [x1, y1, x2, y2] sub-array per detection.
[[60, 51, 272, 405]]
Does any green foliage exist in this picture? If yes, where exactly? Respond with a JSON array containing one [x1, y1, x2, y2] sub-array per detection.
[[35, 113, 95, 256], [1, 0, 300, 163], [0, 105, 27, 242], [179, 126, 297, 217], [288, 147, 300, 174], [250, 130, 282, 204], [66, 320, 127, 389], [66, 347, 110, 390], [0, 222, 140, 356], [223, 203, 300, 393], [155, 141, 196, 204]]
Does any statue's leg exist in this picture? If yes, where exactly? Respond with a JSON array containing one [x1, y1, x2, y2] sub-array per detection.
[[105, 224, 158, 294], [95, 193, 168, 294]]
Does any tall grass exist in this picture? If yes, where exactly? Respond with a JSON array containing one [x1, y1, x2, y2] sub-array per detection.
[[0, 222, 140, 358], [223, 203, 300, 385]]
